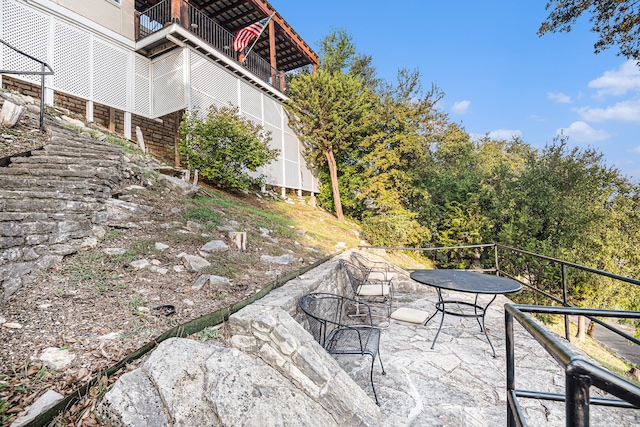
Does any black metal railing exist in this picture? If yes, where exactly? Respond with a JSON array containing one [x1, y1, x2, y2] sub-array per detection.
[[0, 39, 54, 133], [506, 304, 640, 427], [135, 0, 281, 90], [359, 242, 640, 425]]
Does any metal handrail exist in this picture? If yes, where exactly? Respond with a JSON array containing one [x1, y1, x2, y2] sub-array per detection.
[[505, 304, 640, 426], [360, 242, 640, 342], [0, 39, 54, 133], [136, 0, 281, 90]]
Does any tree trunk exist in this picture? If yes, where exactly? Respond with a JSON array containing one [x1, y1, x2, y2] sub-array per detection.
[[575, 315, 586, 342], [587, 320, 596, 337], [323, 148, 344, 222]]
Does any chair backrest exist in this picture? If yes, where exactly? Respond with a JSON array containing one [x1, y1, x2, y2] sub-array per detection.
[[351, 252, 370, 270], [339, 259, 368, 294], [299, 293, 345, 347]]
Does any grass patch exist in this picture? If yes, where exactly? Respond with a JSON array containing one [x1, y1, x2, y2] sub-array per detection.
[[106, 134, 142, 154], [194, 326, 223, 341], [182, 206, 223, 225], [62, 252, 124, 294], [544, 315, 640, 386]]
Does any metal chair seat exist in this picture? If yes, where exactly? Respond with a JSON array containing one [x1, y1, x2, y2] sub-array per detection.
[[299, 292, 386, 405]]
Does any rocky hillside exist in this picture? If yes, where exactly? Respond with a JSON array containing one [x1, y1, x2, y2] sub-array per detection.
[[0, 90, 381, 426]]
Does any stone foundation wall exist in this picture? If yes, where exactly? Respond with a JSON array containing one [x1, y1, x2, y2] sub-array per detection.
[[131, 112, 181, 165], [1, 76, 41, 100], [1, 76, 180, 167]]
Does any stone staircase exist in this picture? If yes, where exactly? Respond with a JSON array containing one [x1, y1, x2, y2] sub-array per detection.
[[0, 113, 127, 300]]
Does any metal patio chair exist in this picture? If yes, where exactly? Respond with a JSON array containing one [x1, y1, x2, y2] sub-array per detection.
[[299, 292, 386, 405], [351, 252, 397, 283], [339, 259, 394, 324]]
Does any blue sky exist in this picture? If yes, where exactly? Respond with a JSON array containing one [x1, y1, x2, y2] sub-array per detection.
[[273, 0, 640, 182]]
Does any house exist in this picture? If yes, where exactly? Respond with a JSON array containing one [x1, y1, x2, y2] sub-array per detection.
[[1, 0, 320, 195]]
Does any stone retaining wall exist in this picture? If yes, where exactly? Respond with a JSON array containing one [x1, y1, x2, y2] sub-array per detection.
[[227, 255, 381, 426]]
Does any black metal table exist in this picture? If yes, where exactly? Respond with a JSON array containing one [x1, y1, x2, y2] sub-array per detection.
[[410, 269, 522, 357]]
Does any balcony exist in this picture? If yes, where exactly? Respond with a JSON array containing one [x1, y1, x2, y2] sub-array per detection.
[[134, 0, 318, 94]]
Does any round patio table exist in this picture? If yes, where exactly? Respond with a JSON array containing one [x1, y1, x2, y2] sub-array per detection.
[[410, 269, 522, 357]]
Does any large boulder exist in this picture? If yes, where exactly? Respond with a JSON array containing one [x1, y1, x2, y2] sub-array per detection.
[[96, 338, 338, 427]]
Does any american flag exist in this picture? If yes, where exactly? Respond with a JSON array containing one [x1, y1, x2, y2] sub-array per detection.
[[232, 17, 270, 52]]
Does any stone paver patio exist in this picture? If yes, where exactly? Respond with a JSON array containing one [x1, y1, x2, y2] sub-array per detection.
[[336, 285, 640, 426]]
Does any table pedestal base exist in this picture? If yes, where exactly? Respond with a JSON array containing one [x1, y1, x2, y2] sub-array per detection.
[[424, 289, 498, 357]]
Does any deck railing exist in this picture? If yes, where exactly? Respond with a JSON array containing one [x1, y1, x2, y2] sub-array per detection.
[[135, 0, 282, 90]]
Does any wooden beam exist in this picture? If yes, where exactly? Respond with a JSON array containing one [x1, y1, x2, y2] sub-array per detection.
[[108, 107, 116, 132], [269, 18, 277, 84]]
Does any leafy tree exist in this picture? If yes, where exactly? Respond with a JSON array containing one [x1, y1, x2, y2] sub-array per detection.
[[178, 105, 279, 192], [285, 30, 375, 222], [285, 69, 373, 221], [539, 0, 640, 61]]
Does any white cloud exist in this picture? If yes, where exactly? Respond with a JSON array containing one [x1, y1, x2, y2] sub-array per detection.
[[575, 98, 640, 122], [547, 92, 571, 104], [632, 146, 640, 155], [588, 60, 640, 96], [487, 129, 522, 140], [451, 100, 470, 114], [556, 121, 610, 143]]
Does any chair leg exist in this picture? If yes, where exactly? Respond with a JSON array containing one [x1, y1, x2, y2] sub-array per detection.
[[370, 355, 380, 406]]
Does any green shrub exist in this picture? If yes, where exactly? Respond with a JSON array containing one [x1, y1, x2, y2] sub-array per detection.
[[361, 213, 429, 247], [179, 105, 279, 192]]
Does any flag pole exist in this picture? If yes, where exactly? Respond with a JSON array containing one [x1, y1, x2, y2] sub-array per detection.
[[241, 12, 275, 62]]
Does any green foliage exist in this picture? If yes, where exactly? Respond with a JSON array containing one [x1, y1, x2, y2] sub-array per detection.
[[361, 212, 429, 247], [179, 105, 279, 192], [539, 1, 640, 61]]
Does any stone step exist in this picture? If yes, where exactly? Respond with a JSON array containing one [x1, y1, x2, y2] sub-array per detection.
[[35, 147, 123, 162], [47, 135, 124, 153], [1, 166, 110, 180], [9, 155, 122, 169], [0, 189, 100, 203], [0, 175, 103, 192], [2, 197, 102, 214]]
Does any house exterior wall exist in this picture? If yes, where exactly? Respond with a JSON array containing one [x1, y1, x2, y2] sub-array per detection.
[[1, 0, 319, 193], [47, 0, 135, 40]]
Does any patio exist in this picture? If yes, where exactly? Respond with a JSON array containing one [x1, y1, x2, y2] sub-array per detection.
[[335, 284, 640, 426]]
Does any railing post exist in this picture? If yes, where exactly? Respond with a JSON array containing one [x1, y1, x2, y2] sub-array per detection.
[[562, 264, 570, 341], [494, 244, 500, 276], [171, 0, 181, 24], [134, 11, 140, 40], [506, 308, 517, 427], [566, 371, 590, 427], [39, 63, 45, 133]]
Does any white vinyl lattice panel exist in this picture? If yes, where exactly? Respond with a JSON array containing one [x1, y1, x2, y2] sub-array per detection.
[[258, 157, 283, 185], [92, 37, 128, 109], [300, 161, 318, 192], [53, 21, 90, 98], [191, 90, 225, 113], [2, 0, 50, 84], [190, 51, 237, 107], [134, 54, 151, 116], [152, 50, 185, 117], [284, 159, 301, 188], [240, 80, 261, 119], [263, 97, 282, 127], [283, 132, 299, 162]]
